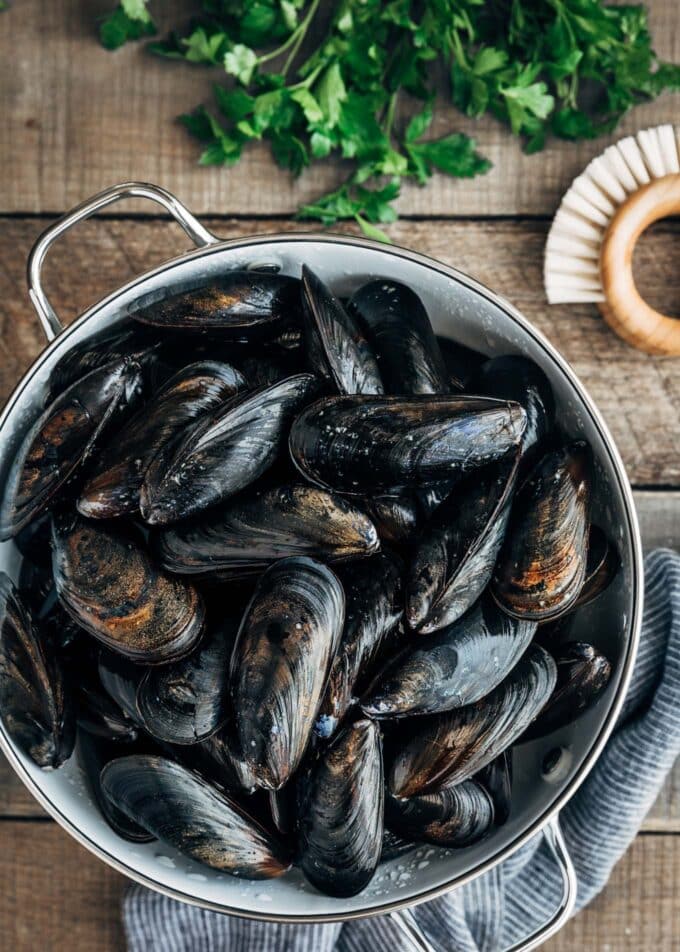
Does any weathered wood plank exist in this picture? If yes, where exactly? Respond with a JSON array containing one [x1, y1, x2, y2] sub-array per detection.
[[0, 823, 676, 951], [1, 1, 680, 216], [1, 216, 679, 485]]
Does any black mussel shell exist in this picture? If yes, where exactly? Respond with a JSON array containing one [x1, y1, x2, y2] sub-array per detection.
[[157, 482, 379, 579], [52, 516, 204, 664], [289, 395, 527, 494], [0, 356, 144, 540], [141, 374, 318, 525], [230, 557, 344, 790], [407, 456, 519, 633], [76, 677, 139, 742], [0, 573, 75, 768], [467, 356, 555, 463], [79, 361, 246, 519], [388, 644, 556, 797], [386, 778, 494, 847], [363, 597, 536, 719], [301, 266, 383, 395], [191, 726, 259, 795], [492, 442, 591, 622], [299, 718, 383, 897], [436, 337, 485, 391], [349, 280, 448, 394], [239, 352, 302, 388], [521, 642, 612, 741], [268, 785, 297, 838], [98, 652, 143, 723], [381, 829, 416, 861], [79, 732, 154, 842], [131, 272, 301, 335], [315, 552, 403, 739], [100, 754, 291, 877], [46, 325, 155, 400], [136, 623, 235, 745], [362, 493, 424, 545], [477, 750, 512, 826], [573, 526, 620, 611]]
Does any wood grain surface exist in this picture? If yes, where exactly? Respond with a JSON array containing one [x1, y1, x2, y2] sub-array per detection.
[[1, 0, 680, 217]]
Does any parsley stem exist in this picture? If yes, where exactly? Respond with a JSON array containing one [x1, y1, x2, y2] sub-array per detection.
[[256, 0, 321, 71]]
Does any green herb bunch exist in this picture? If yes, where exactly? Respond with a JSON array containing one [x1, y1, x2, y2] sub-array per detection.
[[100, 0, 680, 239]]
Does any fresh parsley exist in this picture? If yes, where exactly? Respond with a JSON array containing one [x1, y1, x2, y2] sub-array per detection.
[[99, 0, 680, 238]]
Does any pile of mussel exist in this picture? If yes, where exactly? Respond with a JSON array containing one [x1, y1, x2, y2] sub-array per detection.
[[0, 265, 617, 898]]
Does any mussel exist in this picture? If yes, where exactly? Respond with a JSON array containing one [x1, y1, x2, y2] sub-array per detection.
[[477, 751, 512, 826], [362, 493, 424, 545], [52, 516, 204, 664], [0, 356, 144, 539], [407, 456, 519, 633], [79, 732, 154, 842], [0, 573, 75, 768], [467, 356, 554, 463], [388, 644, 556, 797], [315, 552, 403, 739], [230, 557, 344, 790], [386, 778, 494, 847], [79, 361, 246, 519], [299, 718, 383, 897], [301, 266, 383, 395], [157, 483, 379, 579], [192, 726, 259, 795], [100, 754, 291, 877], [381, 829, 416, 861], [349, 280, 448, 394], [362, 597, 536, 719], [521, 642, 612, 741], [289, 395, 527, 494], [136, 624, 235, 745], [492, 442, 591, 622], [141, 374, 317, 525], [131, 271, 301, 335], [573, 526, 619, 610], [76, 676, 139, 742]]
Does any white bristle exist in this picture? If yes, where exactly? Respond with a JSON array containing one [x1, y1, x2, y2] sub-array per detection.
[[544, 124, 680, 304]]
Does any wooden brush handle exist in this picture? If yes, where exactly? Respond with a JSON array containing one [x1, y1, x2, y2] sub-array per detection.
[[599, 173, 680, 356]]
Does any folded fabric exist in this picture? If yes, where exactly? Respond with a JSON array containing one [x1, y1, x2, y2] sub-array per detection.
[[124, 549, 680, 952]]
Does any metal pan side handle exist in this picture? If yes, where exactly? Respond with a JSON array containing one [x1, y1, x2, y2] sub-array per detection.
[[388, 816, 577, 952], [27, 182, 219, 341]]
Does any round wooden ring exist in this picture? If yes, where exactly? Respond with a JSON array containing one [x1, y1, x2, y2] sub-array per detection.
[[599, 173, 680, 356]]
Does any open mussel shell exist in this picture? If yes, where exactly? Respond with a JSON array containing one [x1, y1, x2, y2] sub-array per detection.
[[289, 395, 527, 494], [386, 778, 494, 848], [52, 516, 204, 664], [349, 280, 448, 394], [100, 754, 291, 877], [467, 356, 555, 463], [131, 271, 301, 335], [315, 552, 403, 739], [492, 442, 591, 623], [388, 644, 556, 798], [0, 573, 75, 769], [407, 456, 519, 633], [299, 718, 383, 897], [79, 361, 246, 519], [573, 526, 620, 610], [0, 356, 145, 540], [157, 483, 379, 579], [301, 266, 383, 395], [141, 374, 318, 525], [230, 557, 344, 791], [363, 597, 536, 719], [79, 732, 154, 842], [521, 642, 612, 741], [477, 750, 512, 826]]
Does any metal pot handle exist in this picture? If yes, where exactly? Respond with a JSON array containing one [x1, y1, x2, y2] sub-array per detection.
[[388, 816, 577, 952], [27, 181, 218, 342]]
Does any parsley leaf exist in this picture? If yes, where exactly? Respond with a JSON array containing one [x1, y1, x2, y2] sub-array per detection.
[[99, 0, 155, 50]]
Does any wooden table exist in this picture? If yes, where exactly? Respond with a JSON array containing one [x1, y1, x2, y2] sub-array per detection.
[[1, 2, 679, 949]]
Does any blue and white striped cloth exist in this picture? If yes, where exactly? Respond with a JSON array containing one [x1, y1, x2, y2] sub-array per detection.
[[125, 550, 680, 951]]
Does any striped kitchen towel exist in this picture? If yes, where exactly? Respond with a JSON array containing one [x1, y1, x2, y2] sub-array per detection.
[[124, 549, 680, 951]]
